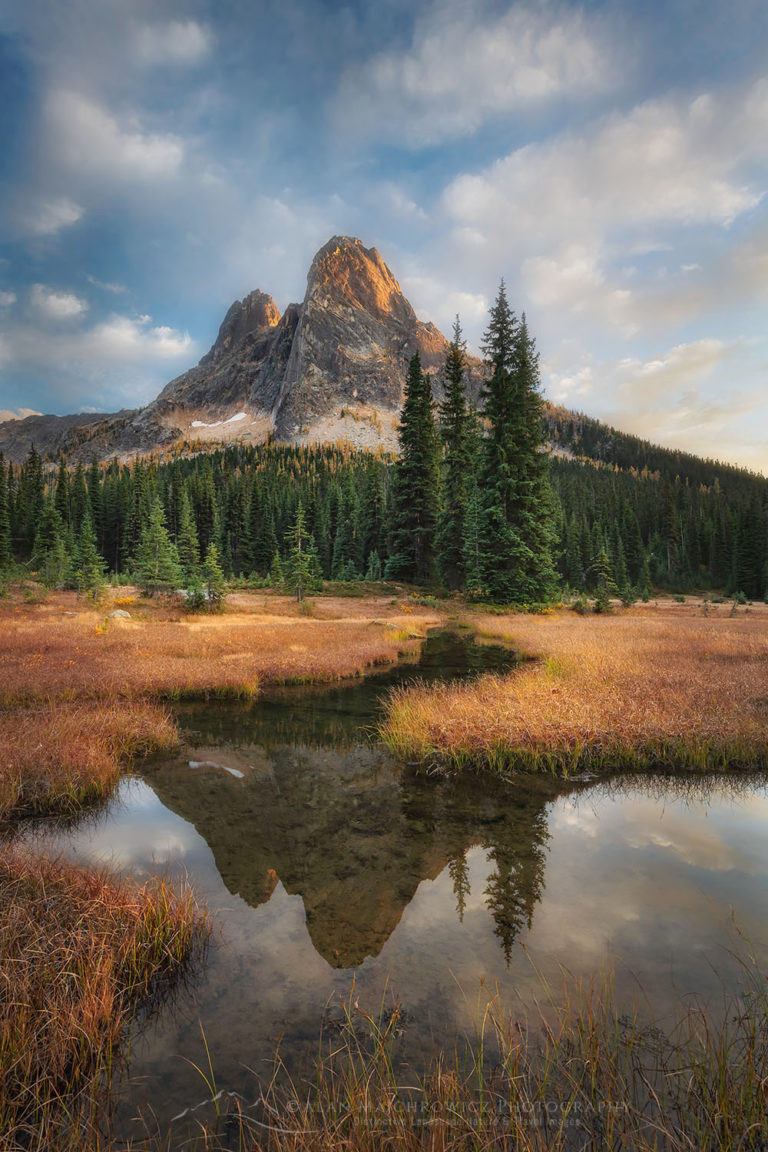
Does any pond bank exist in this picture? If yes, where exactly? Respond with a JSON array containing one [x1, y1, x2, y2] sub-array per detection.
[[381, 606, 768, 775]]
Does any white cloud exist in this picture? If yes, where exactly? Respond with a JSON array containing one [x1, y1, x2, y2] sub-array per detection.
[[0, 292, 16, 308], [82, 315, 194, 362], [336, 0, 613, 146], [544, 337, 767, 469], [23, 196, 84, 236], [30, 283, 88, 320], [0, 314, 195, 396], [401, 273, 488, 343], [522, 246, 636, 334], [444, 82, 768, 254], [434, 75, 768, 353], [614, 339, 733, 405], [85, 275, 126, 294], [45, 91, 184, 181], [0, 408, 41, 423], [136, 20, 212, 66]]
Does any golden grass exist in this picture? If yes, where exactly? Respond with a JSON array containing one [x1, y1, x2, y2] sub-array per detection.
[[0, 591, 434, 706], [382, 607, 768, 774], [0, 845, 209, 1152], [0, 701, 178, 822]]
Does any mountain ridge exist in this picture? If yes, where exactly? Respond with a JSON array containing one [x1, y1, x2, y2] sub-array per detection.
[[0, 237, 483, 463]]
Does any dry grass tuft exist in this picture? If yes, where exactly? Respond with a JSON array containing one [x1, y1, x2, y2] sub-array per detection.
[[0, 594, 429, 706], [0, 701, 178, 822], [0, 845, 209, 1152], [382, 609, 768, 774]]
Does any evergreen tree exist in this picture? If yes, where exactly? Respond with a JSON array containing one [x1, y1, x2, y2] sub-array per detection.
[[87, 459, 103, 550], [32, 498, 70, 588], [479, 291, 558, 603], [203, 541, 227, 609], [75, 513, 107, 601], [385, 352, 440, 583], [284, 503, 322, 601], [437, 318, 471, 589], [0, 455, 12, 569], [253, 501, 278, 574], [176, 489, 201, 581], [592, 548, 616, 613], [449, 854, 471, 923], [70, 462, 89, 536], [54, 455, 70, 526], [134, 498, 183, 596]]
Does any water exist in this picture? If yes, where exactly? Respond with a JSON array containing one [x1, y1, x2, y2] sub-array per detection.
[[14, 631, 768, 1143]]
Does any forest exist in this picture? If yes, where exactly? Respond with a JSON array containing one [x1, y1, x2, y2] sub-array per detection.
[[1, 290, 766, 605]]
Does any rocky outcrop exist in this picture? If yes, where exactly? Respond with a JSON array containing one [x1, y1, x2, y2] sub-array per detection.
[[0, 237, 485, 461]]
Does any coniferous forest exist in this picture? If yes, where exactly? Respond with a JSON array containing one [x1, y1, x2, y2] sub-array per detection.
[[1, 287, 766, 605]]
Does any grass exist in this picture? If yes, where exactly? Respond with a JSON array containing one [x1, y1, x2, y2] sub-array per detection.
[[0, 700, 178, 822], [140, 955, 768, 1151], [0, 587, 437, 824], [0, 589, 436, 706], [381, 605, 768, 775], [0, 844, 209, 1152]]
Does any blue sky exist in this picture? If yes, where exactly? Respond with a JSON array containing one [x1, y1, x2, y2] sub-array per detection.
[[0, 0, 766, 470]]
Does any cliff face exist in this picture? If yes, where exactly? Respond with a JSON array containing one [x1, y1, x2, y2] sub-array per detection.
[[0, 237, 484, 461]]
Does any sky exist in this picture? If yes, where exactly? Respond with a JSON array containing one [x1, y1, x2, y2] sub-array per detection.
[[0, 0, 767, 471]]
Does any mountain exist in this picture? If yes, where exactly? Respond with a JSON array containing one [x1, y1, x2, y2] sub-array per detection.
[[0, 237, 483, 462]]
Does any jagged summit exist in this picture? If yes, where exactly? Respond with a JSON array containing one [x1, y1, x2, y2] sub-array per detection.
[[306, 236, 415, 325], [200, 290, 280, 366], [0, 237, 483, 461]]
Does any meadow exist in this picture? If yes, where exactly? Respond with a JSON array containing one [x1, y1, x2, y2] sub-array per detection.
[[0, 587, 435, 821], [3, 587, 768, 1150], [382, 600, 768, 776]]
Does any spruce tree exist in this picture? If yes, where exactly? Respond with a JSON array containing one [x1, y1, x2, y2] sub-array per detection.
[[32, 498, 70, 588], [176, 489, 201, 582], [0, 455, 12, 570], [437, 318, 471, 590], [385, 352, 440, 584], [134, 497, 183, 596], [479, 289, 558, 603], [203, 541, 227, 610], [76, 513, 107, 601], [284, 503, 322, 601]]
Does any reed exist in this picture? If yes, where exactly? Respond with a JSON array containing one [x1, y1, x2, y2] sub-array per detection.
[[381, 608, 768, 775], [0, 700, 178, 821], [0, 845, 209, 1152], [154, 957, 768, 1151]]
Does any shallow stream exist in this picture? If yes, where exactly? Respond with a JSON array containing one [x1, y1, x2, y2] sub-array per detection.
[[15, 630, 768, 1144]]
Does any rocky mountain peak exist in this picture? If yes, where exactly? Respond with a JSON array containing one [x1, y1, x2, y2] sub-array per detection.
[[0, 237, 484, 460], [306, 236, 415, 326], [200, 289, 280, 366]]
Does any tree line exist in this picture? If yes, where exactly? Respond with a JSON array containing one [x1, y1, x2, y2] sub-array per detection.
[[1, 285, 766, 604]]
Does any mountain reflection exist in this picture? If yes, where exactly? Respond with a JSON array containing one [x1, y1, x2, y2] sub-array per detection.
[[146, 735, 566, 969]]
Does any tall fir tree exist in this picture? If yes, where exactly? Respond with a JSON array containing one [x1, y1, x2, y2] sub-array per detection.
[[134, 497, 183, 596], [202, 541, 227, 609], [75, 513, 107, 601], [437, 318, 471, 590], [385, 352, 440, 584], [0, 455, 12, 569], [284, 503, 322, 601], [32, 498, 70, 588], [176, 489, 201, 582], [479, 286, 558, 603]]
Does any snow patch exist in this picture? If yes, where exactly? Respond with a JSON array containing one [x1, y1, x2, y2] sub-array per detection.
[[191, 412, 247, 429]]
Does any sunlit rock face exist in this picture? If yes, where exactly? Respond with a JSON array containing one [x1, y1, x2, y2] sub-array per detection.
[[273, 236, 469, 440], [0, 237, 483, 461]]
